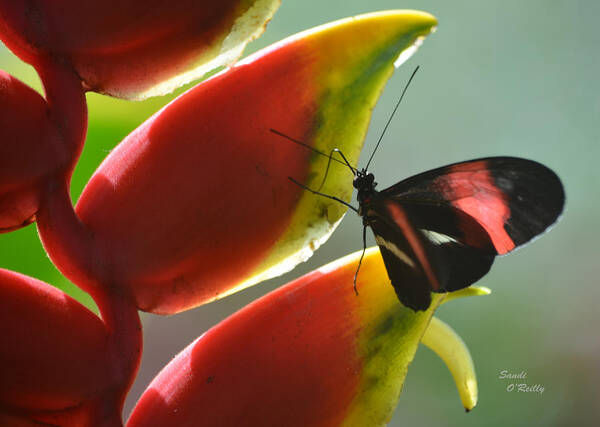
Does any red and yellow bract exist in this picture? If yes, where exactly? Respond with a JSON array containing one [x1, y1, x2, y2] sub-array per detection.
[[128, 248, 442, 426], [61, 11, 437, 314]]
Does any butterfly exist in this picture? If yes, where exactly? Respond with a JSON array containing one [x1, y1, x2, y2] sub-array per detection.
[[347, 156, 564, 310], [271, 68, 565, 311]]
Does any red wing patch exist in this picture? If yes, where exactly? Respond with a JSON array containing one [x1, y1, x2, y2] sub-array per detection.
[[434, 161, 515, 254]]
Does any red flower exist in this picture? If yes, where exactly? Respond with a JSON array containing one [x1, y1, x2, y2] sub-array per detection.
[[0, 6, 462, 426]]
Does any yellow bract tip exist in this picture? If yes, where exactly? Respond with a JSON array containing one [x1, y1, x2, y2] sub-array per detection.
[[421, 316, 478, 411], [442, 286, 492, 304]]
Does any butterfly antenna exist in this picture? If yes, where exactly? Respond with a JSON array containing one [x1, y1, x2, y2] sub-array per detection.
[[270, 129, 355, 172], [364, 66, 420, 170]]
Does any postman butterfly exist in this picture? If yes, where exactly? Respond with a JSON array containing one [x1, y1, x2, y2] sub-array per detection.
[[271, 68, 565, 311]]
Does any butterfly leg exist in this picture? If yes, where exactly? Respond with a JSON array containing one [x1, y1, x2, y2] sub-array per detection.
[[353, 224, 368, 296], [288, 177, 359, 213]]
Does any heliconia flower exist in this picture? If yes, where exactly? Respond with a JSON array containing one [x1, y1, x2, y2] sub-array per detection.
[[0, 268, 140, 427], [37, 10, 437, 315], [128, 248, 486, 426], [0, 0, 281, 99]]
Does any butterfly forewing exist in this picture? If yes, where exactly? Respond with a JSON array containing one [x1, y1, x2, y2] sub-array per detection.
[[380, 157, 565, 255]]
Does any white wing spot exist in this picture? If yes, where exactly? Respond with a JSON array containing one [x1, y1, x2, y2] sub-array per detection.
[[375, 236, 416, 268], [422, 230, 457, 245]]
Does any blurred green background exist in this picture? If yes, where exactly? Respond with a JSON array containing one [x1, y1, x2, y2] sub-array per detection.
[[1, 1, 598, 425]]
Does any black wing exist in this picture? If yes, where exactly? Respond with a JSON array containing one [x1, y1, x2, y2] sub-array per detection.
[[380, 157, 565, 255], [366, 198, 496, 311]]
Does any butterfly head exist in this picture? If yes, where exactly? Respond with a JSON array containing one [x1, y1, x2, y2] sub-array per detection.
[[354, 172, 378, 207], [353, 171, 376, 190]]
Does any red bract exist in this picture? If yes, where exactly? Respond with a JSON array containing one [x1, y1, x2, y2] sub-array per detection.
[[0, 45, 88, 234], [37, 11, 437, 314], [128, 248, 474, 426], [0, 0, 281, 99], [0, 269, 127, 426], [0, 70, 63, 231]]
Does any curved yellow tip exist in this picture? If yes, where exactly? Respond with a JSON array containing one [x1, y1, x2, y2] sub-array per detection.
[[442, 285, 492, 304], [421, 316, 478, 411]]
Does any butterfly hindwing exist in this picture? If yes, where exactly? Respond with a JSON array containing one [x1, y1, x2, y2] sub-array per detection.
[[366, 198, 497, 310], [380, 157, 565, 255], [399, 202, 497, 291], [367, 203, 437, 311]]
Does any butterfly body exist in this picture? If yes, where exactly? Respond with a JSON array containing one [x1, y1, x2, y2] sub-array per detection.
[[351, 157, 564, 311]]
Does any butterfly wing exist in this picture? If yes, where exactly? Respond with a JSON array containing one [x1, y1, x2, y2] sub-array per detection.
[[366, 198, 496, 311], [380, 157, 565, 255]]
